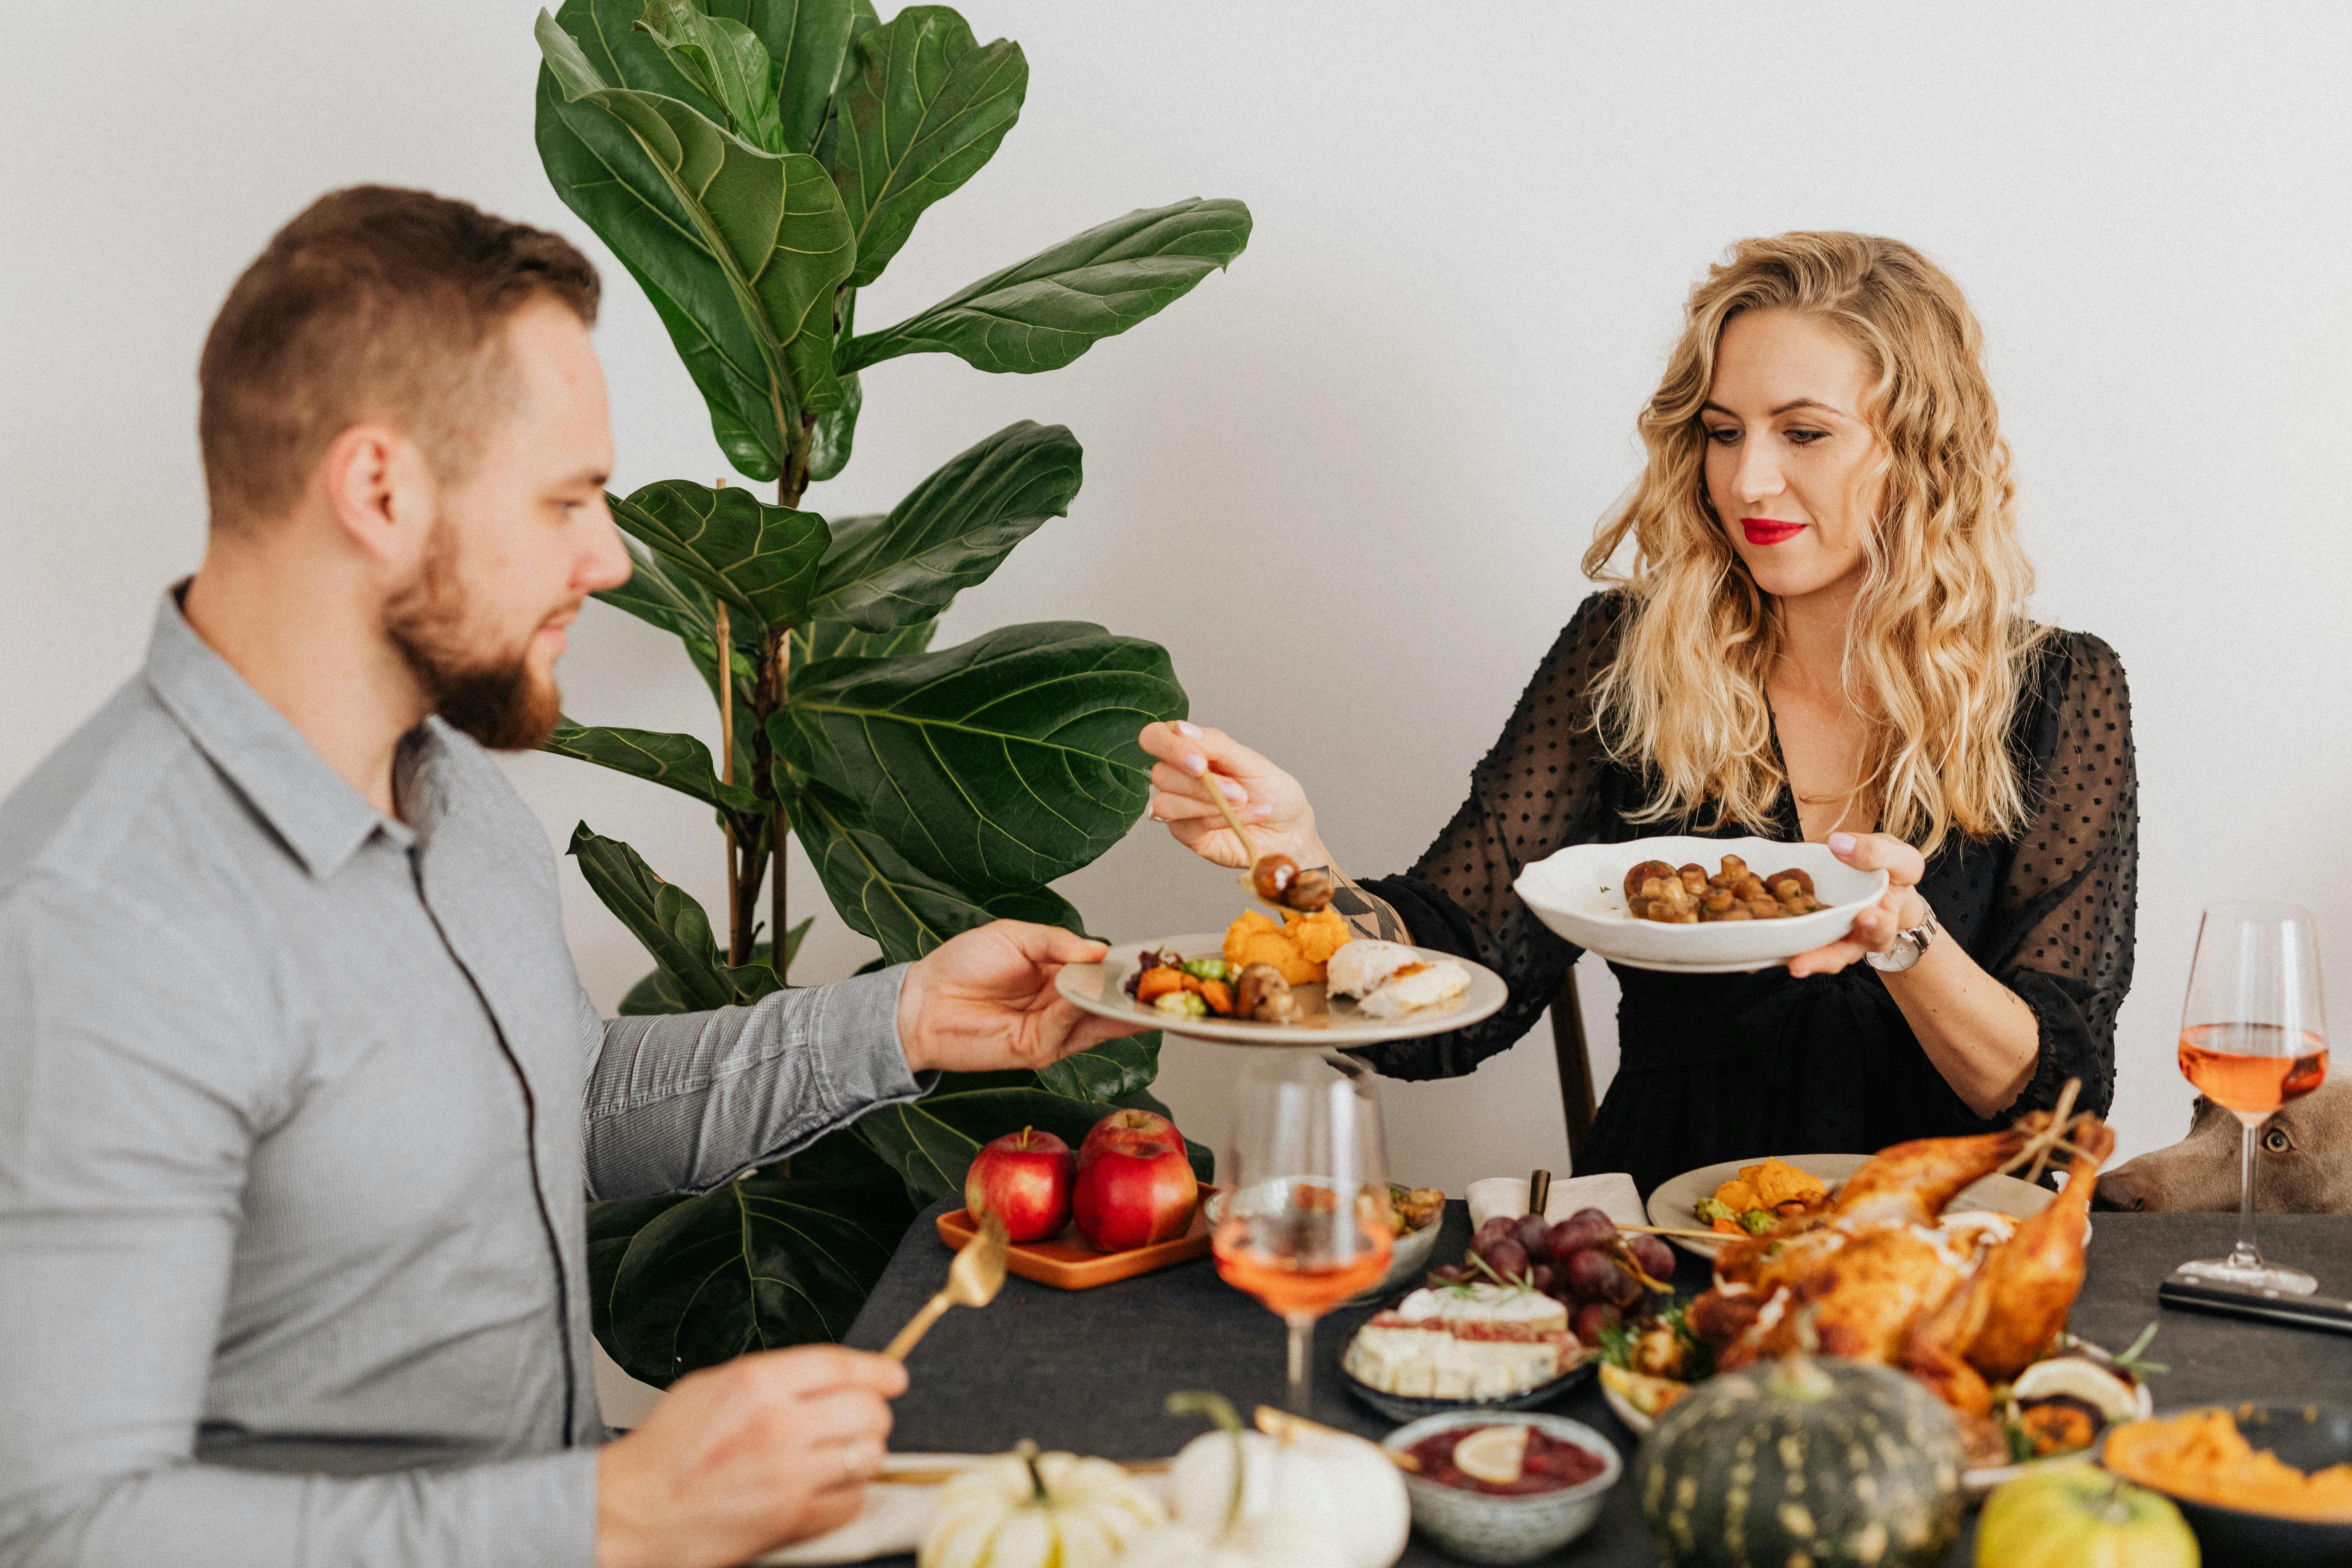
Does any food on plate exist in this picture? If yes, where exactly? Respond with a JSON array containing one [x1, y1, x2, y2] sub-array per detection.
[[1691, 1157, 1831, 1234], [1622, 852, 1827, 923], [1682, 1108, 2115, 1468], [1325, 939, 1471, 1018], [1224, 907, 1352, 985], [1402, 1422, 1609, 1496], [918, 1440, 1166, 1568], [964, 1127, 1075, 1244], [1634, 1353, 1966, 1568], [1973, 1464, 2197, 1568], [1250, 852, 1337, 913], [2105, 1407, 2352, 1521], [1342, 1282, 1582, 1400], [1072, 1109, 1198, 1252], [1138, 1390, 1408, 1568], [1387, 1185, 1446, 1237], [1999, 1350, 2146, 1461], [1598, 1362, 1694, 1423]]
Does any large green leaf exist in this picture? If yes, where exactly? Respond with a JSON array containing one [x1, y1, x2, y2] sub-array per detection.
[[806, 369, 860, 483], [1032, 1032, 1159, 1103], [611, 480, 830, 630], [838, 198, 1252, 376], [775, 621, 1186, 893], [588, 1192, 693, 1354], [853, 1083, 1107, 1205], [546, 720, 760, 813], [535, 2, 856, 480], [596, 537, 719, 646], [718, 0, 859, 153], [832, 7, 1027, 288], [801, 421, 1081, 632], [618, 924, 811, 1014], [637, 0, 786, 153], [567, 824, 788, 1008], [791, 609, 937, 665], [605, 1170, 914, 1383], [787, 784, 1083, 965]]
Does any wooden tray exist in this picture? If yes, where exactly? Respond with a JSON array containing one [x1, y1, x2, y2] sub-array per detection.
[[935, 1182, 1217, 1290]]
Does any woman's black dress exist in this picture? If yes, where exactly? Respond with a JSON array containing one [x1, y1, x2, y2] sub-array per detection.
[[1354, 591, 2138, 1199]]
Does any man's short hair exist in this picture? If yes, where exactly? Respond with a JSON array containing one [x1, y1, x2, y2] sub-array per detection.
[[197, 185, 600, 527]]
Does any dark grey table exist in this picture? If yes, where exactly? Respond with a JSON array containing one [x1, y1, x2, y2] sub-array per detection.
[[841, 1207, 2352, 1566]]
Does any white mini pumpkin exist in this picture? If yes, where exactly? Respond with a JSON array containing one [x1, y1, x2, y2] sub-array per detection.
[[919, 1443, 1166, 1568], [1160, 1394, 1408, 1568]]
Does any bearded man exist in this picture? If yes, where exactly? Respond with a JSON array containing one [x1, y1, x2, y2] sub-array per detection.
[[0, 186, 1139, 1568]]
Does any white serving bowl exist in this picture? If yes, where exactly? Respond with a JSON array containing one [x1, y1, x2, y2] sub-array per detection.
[[1381, 1412, 1621, 1564], [1513, 836, 1887, 972]]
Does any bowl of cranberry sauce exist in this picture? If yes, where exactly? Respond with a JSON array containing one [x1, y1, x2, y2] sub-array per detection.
[[1407, 1423, 1608, 1495], [1381, 1412, 1622, 1564]]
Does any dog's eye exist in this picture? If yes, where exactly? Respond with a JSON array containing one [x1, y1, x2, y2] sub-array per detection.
[[2264, 1127, 2292, 1153]]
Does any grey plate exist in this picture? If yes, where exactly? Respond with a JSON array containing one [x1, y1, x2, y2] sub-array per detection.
[[1055, 933, 1507, 1049], [1645, 1151, 2058, 1261], [1339, 1357, 1597, 1425]]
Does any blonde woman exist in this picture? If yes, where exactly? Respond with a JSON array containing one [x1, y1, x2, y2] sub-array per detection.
[[1140, 233, 2136, 1195]]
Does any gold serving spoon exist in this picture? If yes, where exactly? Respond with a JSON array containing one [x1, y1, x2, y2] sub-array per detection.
[[881, 1211, 1009, 1362]]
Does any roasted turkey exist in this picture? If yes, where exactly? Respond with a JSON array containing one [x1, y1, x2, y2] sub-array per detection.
[[1686, 1107, 2115, 1446]]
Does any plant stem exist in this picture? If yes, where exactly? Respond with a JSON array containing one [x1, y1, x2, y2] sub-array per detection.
[[769, 622, 791, 983], [715, 592, 745, 966]]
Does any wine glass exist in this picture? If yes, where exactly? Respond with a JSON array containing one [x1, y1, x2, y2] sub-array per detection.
[[2174, 902, 2329, 1294], [1212, 1053, 1394, 1413]]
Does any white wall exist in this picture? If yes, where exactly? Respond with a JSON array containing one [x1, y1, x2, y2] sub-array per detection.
[[7, 2, 2351, 1205]]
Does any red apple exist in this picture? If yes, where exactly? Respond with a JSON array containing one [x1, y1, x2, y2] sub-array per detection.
[[965, 1126, 1075, 1244], [1072, 1109, 1198, 1252]]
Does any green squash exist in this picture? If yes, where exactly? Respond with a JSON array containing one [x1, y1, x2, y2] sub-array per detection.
[[1974, 1463, 2197, 1568], [1636, 1353, 1965, 1568]]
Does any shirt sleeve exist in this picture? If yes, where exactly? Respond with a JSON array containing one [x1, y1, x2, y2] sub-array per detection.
[[1350, 593, 1625, 1079], [579, 965, 937, 1201], [0, 877, 597, 1568], [1969, 632, 2140, 1125]]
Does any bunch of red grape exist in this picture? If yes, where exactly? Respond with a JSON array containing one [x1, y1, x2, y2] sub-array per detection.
[[1429, 1207, 1678, 1345]]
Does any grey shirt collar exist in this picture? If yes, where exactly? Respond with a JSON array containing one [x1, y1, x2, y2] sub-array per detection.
[[141, 587, 422, 876]]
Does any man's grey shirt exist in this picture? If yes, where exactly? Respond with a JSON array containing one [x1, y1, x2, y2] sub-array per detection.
[[0, 597, 929, 1567]]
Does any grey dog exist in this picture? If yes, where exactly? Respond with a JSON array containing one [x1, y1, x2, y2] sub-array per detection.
[[2095, 1077, 2352, 1213]]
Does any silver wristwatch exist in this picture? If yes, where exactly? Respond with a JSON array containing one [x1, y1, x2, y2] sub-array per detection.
[[1866, 900, 1941, 973]]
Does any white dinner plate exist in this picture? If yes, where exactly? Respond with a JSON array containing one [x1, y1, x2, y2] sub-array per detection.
[[1645, 1151, 2057, 1261], [1514, 836, 1887, 970], [1056, 934, 1507, 1049]]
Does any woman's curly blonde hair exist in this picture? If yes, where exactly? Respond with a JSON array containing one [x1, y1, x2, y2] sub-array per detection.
[[1583, 231, 2045, 857]]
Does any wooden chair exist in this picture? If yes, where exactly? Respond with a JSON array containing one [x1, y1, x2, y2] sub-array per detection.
[[1551, 965, 1598, 1165]]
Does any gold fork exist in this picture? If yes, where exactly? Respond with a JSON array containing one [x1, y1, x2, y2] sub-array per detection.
[[881, 1211, 1009, 1362]]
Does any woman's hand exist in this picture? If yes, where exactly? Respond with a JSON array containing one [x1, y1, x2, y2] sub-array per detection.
[[1136, 721, 1321, 870], [1786, 831, 1931, 978]]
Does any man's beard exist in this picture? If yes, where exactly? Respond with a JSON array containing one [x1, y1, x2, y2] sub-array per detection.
[[383, 525, 563, 752]]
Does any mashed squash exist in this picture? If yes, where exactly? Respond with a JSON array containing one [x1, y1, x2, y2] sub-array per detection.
[[1223, 907, 1352, 984]]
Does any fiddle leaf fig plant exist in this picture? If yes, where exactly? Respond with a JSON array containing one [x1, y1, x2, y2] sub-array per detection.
[[532, 0, 1244, 1382]]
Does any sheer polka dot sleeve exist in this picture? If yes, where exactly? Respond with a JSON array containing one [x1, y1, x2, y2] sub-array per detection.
[[1972, 632, 2139, 1125], [1349, 593, 1627, 1080]]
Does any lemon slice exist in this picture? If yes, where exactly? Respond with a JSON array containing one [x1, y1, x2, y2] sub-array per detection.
[[1453, 1424, 1528, 1487]]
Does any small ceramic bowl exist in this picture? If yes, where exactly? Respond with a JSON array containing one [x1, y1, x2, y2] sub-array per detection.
[[1381, 1411, 1621, 1564]]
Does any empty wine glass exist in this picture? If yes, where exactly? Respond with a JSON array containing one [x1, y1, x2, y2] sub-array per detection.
[[1211, 1053, 1393, 1413], [2174, 902, 2328, 1294]]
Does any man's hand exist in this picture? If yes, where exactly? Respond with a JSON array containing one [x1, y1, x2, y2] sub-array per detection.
[[595, 1345, 906, 1568], [896, 921, 1146, 1076]]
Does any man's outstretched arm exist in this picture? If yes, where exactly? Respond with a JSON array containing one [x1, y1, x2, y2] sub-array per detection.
[[579, 922, 1140, 1201]]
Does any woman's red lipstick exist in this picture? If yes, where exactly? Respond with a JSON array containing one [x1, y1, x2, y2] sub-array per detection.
[[1741, 517, 1805, 546]]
